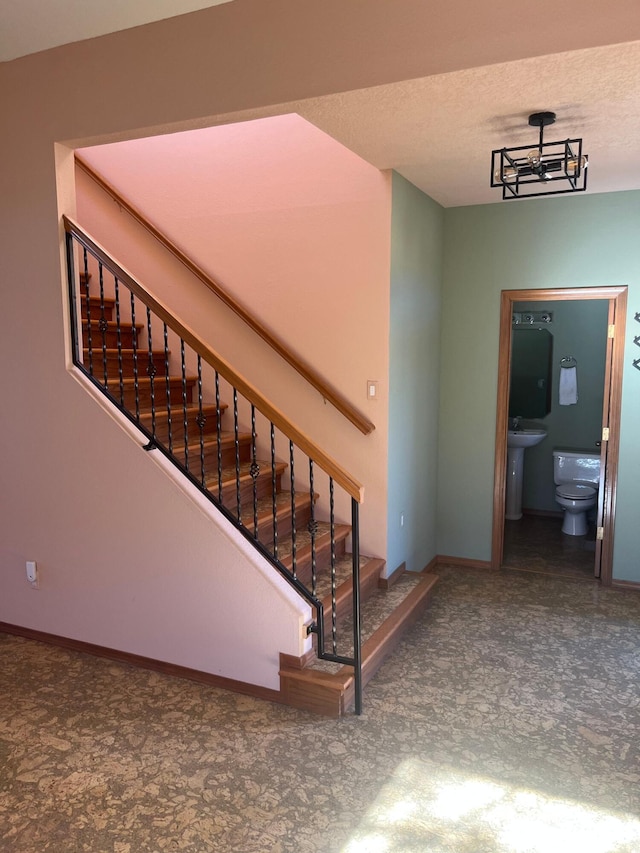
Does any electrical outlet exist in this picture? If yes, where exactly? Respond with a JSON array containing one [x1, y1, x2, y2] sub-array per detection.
[[26, 560, 39, 588]]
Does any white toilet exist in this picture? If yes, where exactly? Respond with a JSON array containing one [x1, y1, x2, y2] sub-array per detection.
[[552, 449, 600, 536]]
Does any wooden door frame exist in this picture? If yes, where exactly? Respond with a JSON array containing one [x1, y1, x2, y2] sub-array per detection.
[[491, 286, 628, 584]]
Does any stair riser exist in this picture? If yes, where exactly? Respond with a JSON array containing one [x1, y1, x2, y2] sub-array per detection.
[[139, 409, 223, 443], [164, 439, 252, 472], [82, 325, 138, 349], [321, 561, 381, 636], [82, 351, 166, 378], [283, 534, 347, 585], [218, 471, 284, 509], [120, 381, 197, 411], [256, 502, 313, 547], [80, 298, 114, 322]]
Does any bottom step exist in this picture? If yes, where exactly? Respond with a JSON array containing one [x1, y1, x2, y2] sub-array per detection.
[[280, 571, 439, 717]]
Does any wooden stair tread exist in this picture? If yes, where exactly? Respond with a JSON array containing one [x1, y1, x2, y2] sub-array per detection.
[[138, 403, 222, 422], [207, 460, 287, 490], [82, 320, 143, 330], [82, 294, 114, 304], [220, 491, 314, 538], [83, 347, 167, 357], [120, 375, 198, 387], [170, 432, 252, 452]]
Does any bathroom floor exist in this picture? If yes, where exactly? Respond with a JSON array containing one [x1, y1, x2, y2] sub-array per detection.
[[502, 513, 596, 579]]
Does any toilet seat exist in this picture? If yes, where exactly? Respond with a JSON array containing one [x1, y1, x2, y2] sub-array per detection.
[[556, 483, 596, 500]]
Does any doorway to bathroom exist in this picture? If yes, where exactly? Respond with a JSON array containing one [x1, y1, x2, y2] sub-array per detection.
[[491, 286, 627, 585]]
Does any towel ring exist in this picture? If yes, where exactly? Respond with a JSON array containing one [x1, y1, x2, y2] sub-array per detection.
[[560, 356, 577, 368]]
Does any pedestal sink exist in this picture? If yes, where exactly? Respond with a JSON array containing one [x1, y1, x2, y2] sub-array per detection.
[[505, 430, 547, 520]]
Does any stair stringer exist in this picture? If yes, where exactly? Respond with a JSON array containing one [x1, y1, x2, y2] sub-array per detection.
[[65, 363, 313, 693]]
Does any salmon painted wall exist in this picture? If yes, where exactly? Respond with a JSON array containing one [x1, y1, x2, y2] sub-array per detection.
[[74, 115, 391, 560]]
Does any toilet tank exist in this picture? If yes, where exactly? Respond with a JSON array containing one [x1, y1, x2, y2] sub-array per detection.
[[552, 449, 601, 486]]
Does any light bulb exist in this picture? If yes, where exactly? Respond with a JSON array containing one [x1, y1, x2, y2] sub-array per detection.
[[527, 149, 541, 166], [494, 165, 518, 183], [567, 155, 588, 174]]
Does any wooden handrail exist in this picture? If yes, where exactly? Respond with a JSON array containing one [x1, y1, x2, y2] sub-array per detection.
[[75, 154, 375, 436], [64, 215, 364, 503]]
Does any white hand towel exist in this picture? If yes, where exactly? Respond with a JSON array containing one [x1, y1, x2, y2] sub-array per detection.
[[559, 366, 578, 405]]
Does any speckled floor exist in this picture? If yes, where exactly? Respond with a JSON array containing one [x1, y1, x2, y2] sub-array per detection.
[[1, 565, 639, 852]]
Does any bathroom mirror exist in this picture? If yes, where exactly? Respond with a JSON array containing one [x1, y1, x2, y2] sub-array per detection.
[[509, 328, 553, 419]]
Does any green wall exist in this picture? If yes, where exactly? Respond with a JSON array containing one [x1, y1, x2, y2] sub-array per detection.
[[388, 173, 444, 573], [439, 191, 640, 582]]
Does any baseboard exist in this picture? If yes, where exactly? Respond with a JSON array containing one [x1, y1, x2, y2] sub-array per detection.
[[379, 561, 405, 589], [610, 579, 640, 593], [380, 556, 439, 588], [435, 555, 493, 570], [280, 648, 316, 670], [421, 556, 438, 574], [0, 622, 282, 704]]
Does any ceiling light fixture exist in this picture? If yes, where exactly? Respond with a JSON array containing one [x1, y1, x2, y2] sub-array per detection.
[[491, 112, 588, 200]]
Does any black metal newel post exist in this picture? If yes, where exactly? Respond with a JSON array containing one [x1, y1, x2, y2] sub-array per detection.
[[351, 498, 362, 715]]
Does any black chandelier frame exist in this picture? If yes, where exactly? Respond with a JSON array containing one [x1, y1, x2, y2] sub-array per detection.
[[491, 112, 588, 200]]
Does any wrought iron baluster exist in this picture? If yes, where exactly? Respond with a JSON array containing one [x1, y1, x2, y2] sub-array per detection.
[[351, 498, 363, 716], [250, 405, 259, 538], [98, 262, 109, 388], [146, 307, 157, 439], [197, 356, 206, 487], [308, 460, 317, 597], [180, 340, 189, 472], [289, 440, 297, 579], [130, 292, 140, 422], [163, 323, 173, 455], [233, 389, 241, 522], [329, 476, 337, 655], [215, 371, 222, 503], [83, 249, 94, 377], [271, 423, 278, 561], [114, 278, 124, 407]]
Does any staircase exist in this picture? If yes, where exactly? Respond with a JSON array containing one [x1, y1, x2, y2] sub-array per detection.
[[67, 217, 438, 716]]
